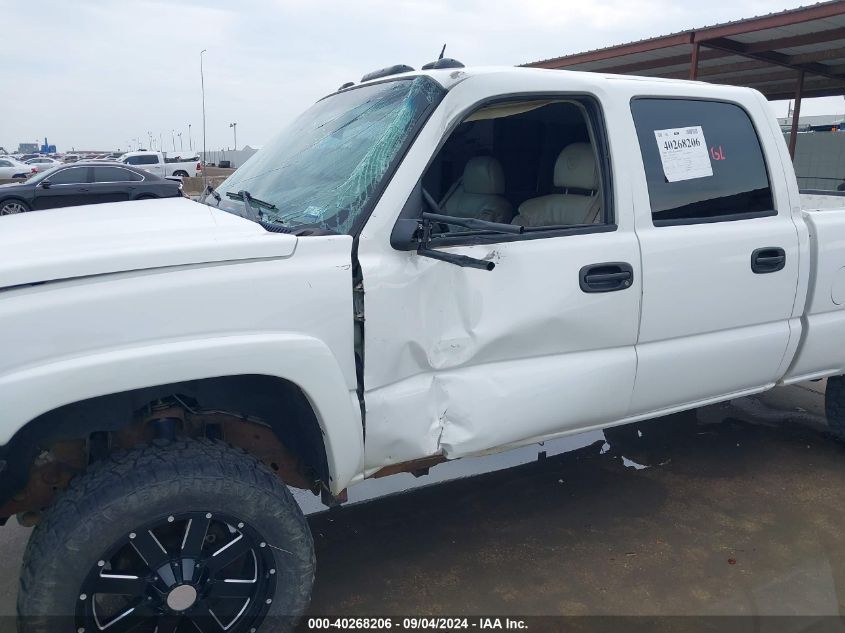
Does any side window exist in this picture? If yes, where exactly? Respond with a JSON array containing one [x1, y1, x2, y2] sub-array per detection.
[[631, 98, 774, 225], [0, 160, 10, 167], [48, 167, 89, 184], [125, 155, 158, 166], [422, 98, 610, 237], [94, 167, 142, 182]]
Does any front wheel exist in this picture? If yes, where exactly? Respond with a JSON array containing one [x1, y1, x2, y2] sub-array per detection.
[[17, 439, 315, 632], [0, 199, 30, 215]]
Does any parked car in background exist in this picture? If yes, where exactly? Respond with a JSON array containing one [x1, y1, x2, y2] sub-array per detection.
[[0, 157, 37, 179], [118, 150, 201, 178], [24, 157, 62, 170], [62, 154, 81, 163], [0, 161, 182, 215]]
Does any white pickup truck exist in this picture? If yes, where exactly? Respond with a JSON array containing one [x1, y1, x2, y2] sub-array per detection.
[[118, 150, 201, 179], [4, 66, 845, 631]]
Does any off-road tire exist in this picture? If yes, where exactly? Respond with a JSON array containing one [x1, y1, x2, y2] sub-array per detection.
[[17, 438, 315, 632], [825, 375, 845, 440]]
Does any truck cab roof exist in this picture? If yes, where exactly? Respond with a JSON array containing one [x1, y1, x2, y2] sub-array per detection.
[[343, 64, 758, 102]]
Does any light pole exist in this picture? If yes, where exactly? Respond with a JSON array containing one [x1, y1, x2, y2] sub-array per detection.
[[147, 131, 153, 150], [177, 132, 183, 151], [188, 124, 193, 152], [200, 49, 208, 187], [229, 122, 237, 151], [171, 130, 176, 152]]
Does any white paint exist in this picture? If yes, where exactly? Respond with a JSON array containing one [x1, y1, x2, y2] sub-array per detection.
[[0, 202, 361, 492], [0, 67, 844, 498]]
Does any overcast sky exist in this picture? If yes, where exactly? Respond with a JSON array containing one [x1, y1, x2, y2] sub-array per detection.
[[1, 0, 842, 153]]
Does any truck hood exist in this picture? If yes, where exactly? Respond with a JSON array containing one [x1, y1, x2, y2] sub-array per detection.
[[0, 197, 297, 290]]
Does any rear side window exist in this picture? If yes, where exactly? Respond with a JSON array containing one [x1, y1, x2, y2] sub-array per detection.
[[631, 99, 774, 226], [94, 166, 143, 182], [126, 155, 159, 165]]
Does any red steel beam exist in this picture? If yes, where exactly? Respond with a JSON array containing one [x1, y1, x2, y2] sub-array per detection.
[[692, 1, 845, 42], [526, 33, 692, 68], [690, 42, 700, 79], [589, 48, 728, 75], [703, 37, 843, 81], [788, 46, 845, 65], [742, 26, 845, 53]]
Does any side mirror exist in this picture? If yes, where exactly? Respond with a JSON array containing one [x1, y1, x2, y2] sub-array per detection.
[[39, 180, 52, 189]]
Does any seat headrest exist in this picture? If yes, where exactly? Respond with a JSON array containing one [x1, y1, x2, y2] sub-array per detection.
[[463, 156, 506, 195], [553, 143, 598, 191]]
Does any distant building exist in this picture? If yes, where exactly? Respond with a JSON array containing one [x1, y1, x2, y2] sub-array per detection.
[[17, 143, 39, 154], [778, 113, 845, 133]]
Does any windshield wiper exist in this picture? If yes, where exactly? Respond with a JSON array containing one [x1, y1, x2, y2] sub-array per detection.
[[225, 190, 280, 223], [204, 184, 221, 203]]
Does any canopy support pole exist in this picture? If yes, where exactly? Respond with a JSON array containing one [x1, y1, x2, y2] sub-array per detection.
[[788, 70, 805, 160], [689, 42, 700, 79]]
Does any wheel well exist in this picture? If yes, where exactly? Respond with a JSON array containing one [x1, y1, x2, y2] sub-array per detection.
[[0, 375, 329, 523], [0, 197, 28, 206]]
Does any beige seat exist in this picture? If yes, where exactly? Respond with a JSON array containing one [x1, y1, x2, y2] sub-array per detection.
[[441, 156, 513, 224], [512, 143, 602, 228]]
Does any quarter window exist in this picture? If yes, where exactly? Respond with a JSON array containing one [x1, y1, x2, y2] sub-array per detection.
[[126, 155, 159, 165], [631, 98, 774, 225], [94, 166, 142, 182]]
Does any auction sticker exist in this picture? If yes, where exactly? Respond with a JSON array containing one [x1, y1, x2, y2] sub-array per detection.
[[653, 126, 713, 182]]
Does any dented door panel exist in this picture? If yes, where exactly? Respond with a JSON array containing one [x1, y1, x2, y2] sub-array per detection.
[[359, 230, 641, 471]]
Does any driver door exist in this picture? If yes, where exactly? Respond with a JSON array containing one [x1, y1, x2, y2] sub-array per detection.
[[356, 91, 642, 473], [32, 166, 92, 209]]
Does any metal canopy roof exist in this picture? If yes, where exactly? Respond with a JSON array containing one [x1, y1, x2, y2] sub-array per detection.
[[524, 1, 845, 100]]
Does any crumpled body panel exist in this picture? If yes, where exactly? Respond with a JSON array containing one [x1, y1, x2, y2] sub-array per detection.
[[359, 230, 641, 473]]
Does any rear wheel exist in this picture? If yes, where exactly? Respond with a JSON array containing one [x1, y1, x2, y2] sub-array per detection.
[[17, 439, 315, 633], [173, 170, 189, 178], [825, 375, 845, 440], [0, 199, 30, 215]]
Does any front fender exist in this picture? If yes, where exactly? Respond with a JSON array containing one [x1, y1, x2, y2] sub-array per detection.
[[0, 333, 363, 492]]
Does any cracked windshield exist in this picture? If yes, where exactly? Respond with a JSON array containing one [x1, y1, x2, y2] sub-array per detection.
[[213, 77, 442, 233]]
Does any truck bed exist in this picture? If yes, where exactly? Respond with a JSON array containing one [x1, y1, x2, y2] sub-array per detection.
[[785, 194, 845, 381]]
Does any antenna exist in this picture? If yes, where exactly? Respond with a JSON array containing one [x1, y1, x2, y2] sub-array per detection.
[[438, 44, 446, 60]]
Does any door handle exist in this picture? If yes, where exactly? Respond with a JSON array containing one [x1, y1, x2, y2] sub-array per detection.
[[79, 188, 90, 192], [751, 247, 786, 274], [579, 262, 634, 293]]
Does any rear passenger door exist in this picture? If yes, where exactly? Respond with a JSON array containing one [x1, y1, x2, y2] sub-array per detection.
[[91, 166, 143, 204], [628, 98, 800, 415]]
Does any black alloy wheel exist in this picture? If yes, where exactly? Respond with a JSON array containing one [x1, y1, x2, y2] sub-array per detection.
[[76, 511, 276, 632]]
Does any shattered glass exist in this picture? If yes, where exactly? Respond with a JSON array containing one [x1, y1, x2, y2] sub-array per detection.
[[215, 77, 442, 234]]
